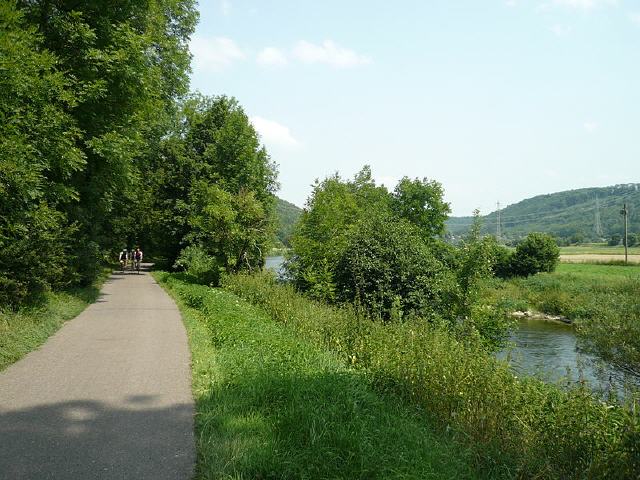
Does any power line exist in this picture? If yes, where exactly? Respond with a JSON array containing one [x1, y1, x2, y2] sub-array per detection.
[[449, 190, 639, 228], [594, 195, 603, 237]]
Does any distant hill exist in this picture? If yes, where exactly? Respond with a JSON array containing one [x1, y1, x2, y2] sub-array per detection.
[[447, 184, 640, 243], [275, 197, 303, 247]]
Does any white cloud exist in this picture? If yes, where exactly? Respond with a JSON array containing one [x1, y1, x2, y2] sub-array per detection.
[[257, 47, 288, 67], [505, 0, 518, 6], [292, 40, 371, 68], [551, 0, 617, 10], [584, 121, 598, 133], [190, 36, 245, 72], [550, 24, 572, 36], [250, 116, 300, 149], [630, 12, 640, 25]]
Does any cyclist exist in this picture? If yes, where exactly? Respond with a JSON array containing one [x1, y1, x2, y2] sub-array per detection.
[[133, 247, 143, 273], [118, 248, 129, 272]]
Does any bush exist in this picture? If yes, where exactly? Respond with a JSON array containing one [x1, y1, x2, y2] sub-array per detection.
[[491, 244, 513, 279], [334, 216, 457, 321], [510, 233, 560, 277], [608, 234, 621, 246], [173, 245, 221, 286]]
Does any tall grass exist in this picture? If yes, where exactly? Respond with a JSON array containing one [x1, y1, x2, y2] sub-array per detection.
[[224, 272, 640, 479], [155, 272, 477, 479]]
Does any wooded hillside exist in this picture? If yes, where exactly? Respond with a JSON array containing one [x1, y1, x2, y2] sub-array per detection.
[[447, 184, 640, 243]]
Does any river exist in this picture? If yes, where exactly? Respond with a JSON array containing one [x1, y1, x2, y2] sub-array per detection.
[[264, 256, 630, 395]]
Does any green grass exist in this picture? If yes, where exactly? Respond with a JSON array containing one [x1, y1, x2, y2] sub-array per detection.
[[0, 271, 108, 371], [555, 262, 640, 279], [222, 272, 640, 479], [155, 272, 478, 480]]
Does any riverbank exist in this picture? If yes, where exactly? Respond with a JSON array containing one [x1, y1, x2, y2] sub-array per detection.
[[483, 263, 640, 380], [223, 272, 639, 478], [155, 272, 477, 479], [0, 271, 108, 371]]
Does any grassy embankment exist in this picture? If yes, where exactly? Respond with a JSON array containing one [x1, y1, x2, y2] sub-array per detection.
[[218, 272, 639, 479], [0, 271, 109, 371], [484, 263, 640, 377], [155, 271, 477, 479]]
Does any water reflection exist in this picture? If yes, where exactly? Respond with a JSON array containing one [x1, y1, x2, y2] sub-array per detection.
[[498, 318, 630, 396], [265, 256, 285, 274]]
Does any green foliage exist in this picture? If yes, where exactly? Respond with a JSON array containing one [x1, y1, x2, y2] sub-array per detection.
[[391, 176, 450, 239], [1, 0, 198, 303], [0, 2, 84, 303], [511, 233, 560, 277], [158, 273, 476, 479], [289, 166, 451, 303], [274, 197, 302, 247], [609, 234, 622, 246], [335, 215, 457, 321], [173, 245, 220, 286], [144, 96, 278, 274], [224, 272, 640, 479]]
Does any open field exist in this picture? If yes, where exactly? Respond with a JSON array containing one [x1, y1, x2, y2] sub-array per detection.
[[559, 245, 640, 255], [555, 263, 640, 279], [560, 254, 640, 264]]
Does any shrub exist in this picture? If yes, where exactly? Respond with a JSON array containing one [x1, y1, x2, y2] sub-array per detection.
[[173, 245, 221, 286], [511, 233, 560, 277], [334, 216, 457, 321], [492, 244, 513, 279], [608, 234, 621, 246]]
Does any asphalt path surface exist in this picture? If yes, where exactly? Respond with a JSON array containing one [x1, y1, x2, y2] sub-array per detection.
[[0, 266, 195, 479]]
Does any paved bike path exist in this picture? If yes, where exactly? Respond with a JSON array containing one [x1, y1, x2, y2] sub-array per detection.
[[0, 268, 195, 479]]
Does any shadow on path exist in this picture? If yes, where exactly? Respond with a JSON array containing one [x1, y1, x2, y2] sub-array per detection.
[[0, 399, 194, 480]]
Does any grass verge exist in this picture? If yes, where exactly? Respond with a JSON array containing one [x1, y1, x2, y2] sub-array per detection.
[[0, 270, 109, 371], [155, 271, 478, 480], [223, 272, 640, 479]]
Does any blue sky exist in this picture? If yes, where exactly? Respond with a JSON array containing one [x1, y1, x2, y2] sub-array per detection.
[[189, 0, 640, 216]]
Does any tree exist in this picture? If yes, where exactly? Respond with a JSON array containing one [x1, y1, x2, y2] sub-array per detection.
[[17, 0, 197, 264], [608, 234, 622, 247], [144, 96, 278, 281], [391, 177, 450, 239], [334, 215, 457, 320], [510, 233, 560, 277], [288, 167, 391, 300], [0, 2, 84, 303]]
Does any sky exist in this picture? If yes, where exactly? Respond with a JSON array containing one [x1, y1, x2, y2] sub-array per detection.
[[189, 0, 640, 216]]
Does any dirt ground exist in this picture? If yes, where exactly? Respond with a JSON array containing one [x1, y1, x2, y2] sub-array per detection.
[[560, 254, 640, 264]]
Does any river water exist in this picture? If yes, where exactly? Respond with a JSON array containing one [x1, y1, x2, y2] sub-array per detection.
[[498, 319, 623, 393], [264, 256, 629, 394]]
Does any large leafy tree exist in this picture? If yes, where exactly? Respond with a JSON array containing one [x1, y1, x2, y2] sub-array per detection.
[[288, 167, 452, 303], [17, 0, 197, 260], [0, 2, 84, 303], [144, 95, 278, 276]]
